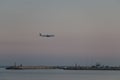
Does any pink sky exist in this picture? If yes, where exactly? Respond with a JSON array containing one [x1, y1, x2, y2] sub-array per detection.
[[0, 0, 120, 66]]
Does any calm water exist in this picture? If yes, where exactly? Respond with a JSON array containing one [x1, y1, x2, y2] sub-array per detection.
[[1, 68, 120, 80]]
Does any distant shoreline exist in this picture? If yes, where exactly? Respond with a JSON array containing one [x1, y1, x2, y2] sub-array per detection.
[[5, 64, 120, 70]]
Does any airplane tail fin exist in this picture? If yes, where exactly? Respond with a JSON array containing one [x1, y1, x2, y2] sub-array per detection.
[[40, 33, 42, 36]]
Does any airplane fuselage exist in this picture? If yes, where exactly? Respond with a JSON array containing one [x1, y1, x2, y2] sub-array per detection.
[[40, 33, 54, 37]]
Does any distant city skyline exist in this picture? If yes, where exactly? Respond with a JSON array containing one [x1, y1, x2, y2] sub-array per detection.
[[0, 0, 120, 66]]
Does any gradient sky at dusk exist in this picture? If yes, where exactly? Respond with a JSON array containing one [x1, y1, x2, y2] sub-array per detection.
[[0, 0, 120, 66]]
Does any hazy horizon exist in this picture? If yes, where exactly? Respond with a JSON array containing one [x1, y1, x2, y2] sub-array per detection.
[[0, 0, 120, 66]]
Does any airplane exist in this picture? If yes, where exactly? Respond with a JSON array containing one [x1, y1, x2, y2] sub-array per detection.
[[39, 33, 55, 37]]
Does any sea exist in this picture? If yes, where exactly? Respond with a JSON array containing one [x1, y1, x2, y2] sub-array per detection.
[[1, 68, 120, 80]]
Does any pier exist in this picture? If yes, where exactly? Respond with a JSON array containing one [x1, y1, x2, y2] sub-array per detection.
[[6, 64, 57, 70], [5, 63, 120, 70]]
